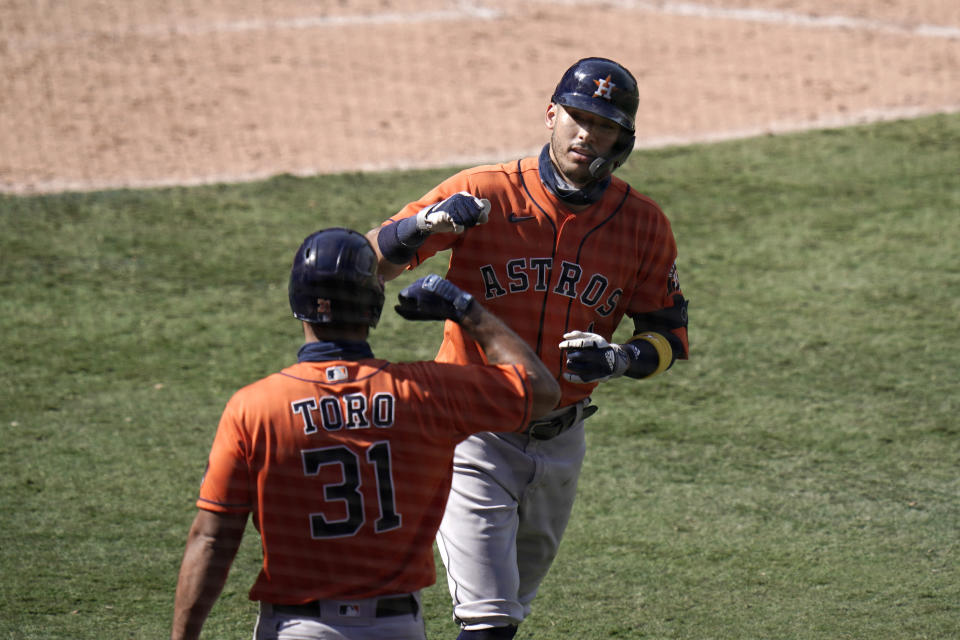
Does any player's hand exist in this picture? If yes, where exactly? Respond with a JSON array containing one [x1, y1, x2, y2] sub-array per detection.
[[416, 192, 491, 234], [395, 274, 475, 322], [558, 331, 630, 384]]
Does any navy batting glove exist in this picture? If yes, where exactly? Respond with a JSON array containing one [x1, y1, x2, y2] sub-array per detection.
[[558, 331, 630, 384], [417, 192, 491, 233], [395, 274, 474, 322]]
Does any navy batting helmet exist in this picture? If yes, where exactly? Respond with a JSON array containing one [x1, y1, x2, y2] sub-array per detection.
[[289, 228, 385, 327], [551, 57, 638, 132], [551, 57, 639, 178]]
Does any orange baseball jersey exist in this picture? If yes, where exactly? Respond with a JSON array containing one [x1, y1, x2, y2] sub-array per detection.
[[197, 356, 532, 604], [385, 156, 689, 406]]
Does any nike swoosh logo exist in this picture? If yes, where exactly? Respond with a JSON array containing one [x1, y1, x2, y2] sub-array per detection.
[[508, 213, 536, 223]]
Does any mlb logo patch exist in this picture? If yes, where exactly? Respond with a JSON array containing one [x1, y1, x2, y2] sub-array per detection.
[[338, 604, 360, 617], [326, 366, 348, 382]]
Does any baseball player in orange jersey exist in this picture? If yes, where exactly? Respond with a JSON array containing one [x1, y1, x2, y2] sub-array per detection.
[[171, 228, 560, 640], [365, 58, 690, 638]]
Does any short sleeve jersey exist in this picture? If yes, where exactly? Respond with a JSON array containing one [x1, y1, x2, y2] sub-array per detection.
[[385, 156, 689, 406], [198, 358, 532, 604]]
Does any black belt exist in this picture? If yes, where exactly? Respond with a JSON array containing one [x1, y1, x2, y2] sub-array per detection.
[[272, 594, 418, 618], [526, 403, 598, 440]]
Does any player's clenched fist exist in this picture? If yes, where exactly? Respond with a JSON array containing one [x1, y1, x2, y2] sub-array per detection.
[[558, 330, 630, 384], [395, 274, 475, 322], [376, 192, 491, 267], [417, 191, 491, 234]]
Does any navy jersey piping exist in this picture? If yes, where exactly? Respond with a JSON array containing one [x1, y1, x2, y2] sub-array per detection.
[[197, 496, 252, 510], [517, 158, 558, 359], [563, 186, 631, 334], [278, 361, 391, 385]]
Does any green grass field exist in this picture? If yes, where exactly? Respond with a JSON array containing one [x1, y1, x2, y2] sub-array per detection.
[[1, 114, 958, 639]]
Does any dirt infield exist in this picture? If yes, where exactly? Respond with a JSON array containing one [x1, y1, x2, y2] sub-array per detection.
[[1, 0, 957, 194]]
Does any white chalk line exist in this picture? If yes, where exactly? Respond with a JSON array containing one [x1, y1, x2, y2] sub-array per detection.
[[100, 2, 960, 40], [6, 0, 958, 45], [4, 3, 502, 48], [523, 0, 960, 39], [133, 4, 502, 37], [4, 103, 958, 195]]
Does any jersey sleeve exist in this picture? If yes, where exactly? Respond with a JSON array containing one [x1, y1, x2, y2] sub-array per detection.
[[397, 361, 533, 440], [624, 209, 690, 360], [196, 393, 254, 514]]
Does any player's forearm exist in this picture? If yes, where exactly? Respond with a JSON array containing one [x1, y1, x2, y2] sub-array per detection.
[[171, 512, 245, 640], [368, 193, 490, 279], [560, 329, 680, 385], [172, 541, 228, 639], [461, 304, 560, 418], [366, 212, 433, 277], [620, 331, 677, 379], [393, 274, 558, 414], [365, 227, 409, 281]]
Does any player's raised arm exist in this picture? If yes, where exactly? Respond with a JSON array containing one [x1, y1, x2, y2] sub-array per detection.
[[395, 274, 560, 418], [366, 191, 490, 281]]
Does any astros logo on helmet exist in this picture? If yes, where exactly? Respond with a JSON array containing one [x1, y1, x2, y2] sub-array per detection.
[[592, 75, 616, 100], [551, 57, 638, 132]]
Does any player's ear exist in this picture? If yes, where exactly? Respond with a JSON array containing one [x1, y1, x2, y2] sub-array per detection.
[[545, 103, 559, 130]]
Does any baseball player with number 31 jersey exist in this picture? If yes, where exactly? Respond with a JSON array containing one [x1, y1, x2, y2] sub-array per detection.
[[171, 228, 560, 640], [366, 58, 689, 638]]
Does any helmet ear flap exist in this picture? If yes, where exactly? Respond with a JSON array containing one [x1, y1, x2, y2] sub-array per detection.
[[588, 129, 636, 178]]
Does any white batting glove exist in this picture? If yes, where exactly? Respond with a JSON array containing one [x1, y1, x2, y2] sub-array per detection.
[[558, 330, 630, 384]]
